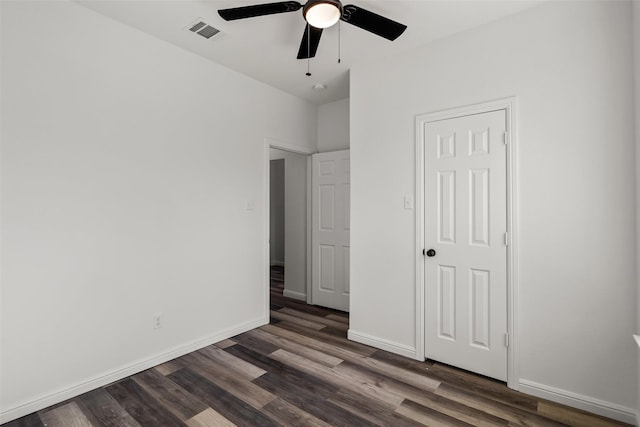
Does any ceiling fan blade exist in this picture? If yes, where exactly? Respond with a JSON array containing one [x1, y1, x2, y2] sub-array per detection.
[[218, 1, 302, 21], [297, 25, 323, 59], [341, 4, 407, 41]]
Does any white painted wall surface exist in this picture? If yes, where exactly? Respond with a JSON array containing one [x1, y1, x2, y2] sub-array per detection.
[[633, 0, 640, 419], [350, 0, 636, 416], [317, 98, 350, 152], [0, 0, 316, 421]]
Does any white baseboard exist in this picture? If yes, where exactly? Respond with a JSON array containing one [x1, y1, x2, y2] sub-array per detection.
[[518, 379, 637, 425], [0, 316, 268, 424], [270, 260, 284, 267], [283, 289, 306, 301], [348, 329, 417, 359]]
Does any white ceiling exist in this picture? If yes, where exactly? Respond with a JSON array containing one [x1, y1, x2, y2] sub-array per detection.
[[76, 0, 544, 105]]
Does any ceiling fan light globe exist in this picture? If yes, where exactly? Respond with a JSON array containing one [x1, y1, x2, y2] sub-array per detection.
[[305, 2, 341, 28]]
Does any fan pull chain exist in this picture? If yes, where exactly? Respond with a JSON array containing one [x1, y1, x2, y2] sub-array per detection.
[[306, 23, 312, 76], [338, 20, 341, 64]]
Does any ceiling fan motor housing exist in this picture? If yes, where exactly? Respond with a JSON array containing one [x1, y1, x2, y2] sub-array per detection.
[[303, 0, 343, 28]]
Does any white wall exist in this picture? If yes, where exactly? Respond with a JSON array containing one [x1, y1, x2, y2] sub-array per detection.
[[269, 158, 285, 265], [0, 0, 317, 422], [317, 98, 349, 152], [634, 0, 640, 419], [350, 0, 636, 421]]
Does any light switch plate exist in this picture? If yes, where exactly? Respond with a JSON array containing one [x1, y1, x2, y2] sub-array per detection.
[[404, 195, 414, 210]]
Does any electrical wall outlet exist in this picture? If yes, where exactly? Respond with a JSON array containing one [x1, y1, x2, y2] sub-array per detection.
[[153, 314, 162, 329]]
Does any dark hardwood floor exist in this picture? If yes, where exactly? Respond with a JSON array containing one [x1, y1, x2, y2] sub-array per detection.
[[3, 267, 630, 427]]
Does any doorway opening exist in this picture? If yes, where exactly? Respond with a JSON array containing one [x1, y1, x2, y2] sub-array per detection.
[[263, 139, 314, 324], [268, 148, 308, 301], [263, 139, 351, 322], [269, 157, 285, 298]]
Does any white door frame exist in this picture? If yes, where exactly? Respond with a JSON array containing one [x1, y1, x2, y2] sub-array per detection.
[[414, 97, 519, 390], [263, 138, 315, 324]]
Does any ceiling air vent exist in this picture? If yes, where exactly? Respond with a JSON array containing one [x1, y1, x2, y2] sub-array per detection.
[[188, 19, 221, 39]]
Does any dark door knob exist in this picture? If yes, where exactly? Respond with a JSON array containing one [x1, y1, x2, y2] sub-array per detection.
[[426, 249, 436, 257]]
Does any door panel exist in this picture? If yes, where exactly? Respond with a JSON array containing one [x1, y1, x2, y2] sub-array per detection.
[[425, 110, 507, 381], [470, 168, 490, 246], [319, 245, 335, 291], [470, 268, 490, 348], [437, 265, 456, 340], [312, 150, 350, 311], [438, 171, 456, 243], [319, 185, 335, 230]]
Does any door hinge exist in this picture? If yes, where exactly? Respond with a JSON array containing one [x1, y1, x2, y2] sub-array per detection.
[[505, 333, 510, 348], [504, 232, 509, 246], [503, 132, 508, 145]]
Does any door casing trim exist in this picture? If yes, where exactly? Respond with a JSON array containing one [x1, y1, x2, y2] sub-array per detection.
[[414, 97, 519, 389]]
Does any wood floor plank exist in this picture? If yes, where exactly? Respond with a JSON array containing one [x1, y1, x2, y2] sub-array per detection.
[[253, 372, 378, 427], [1, 413, 45, 427], [214, 339, 237, 349], [356, 354, 441, 392], [426, 363, 539, 412], [396, 399, 477, 427], [105, 379, 184, 427], [537, 401, 629, 427], [399, 397, 508, 427], [39, 402, 94, 427], [261, 323, 375, 361], [371, 349, 435, 375], [319, 325, 351, 338], [327, 389, 426, 427], [270, 348, 404, 409], [182, 351, 276, 409], [185, 408, 236, 427], [268, 321, 378, 355], [226, 332, 280, 357], [224, 343, 338, 398], [75, 388, 141, 427], [132, 368, 208, 421], [333, 361, 442, 409], [247, 328, 343, 367], [269, 310, 327, 330], [435, 383, 565, 427], [153, 359, 184, 376], [325, 313, 349, 324], [266, 323, 440, 392], [261, 398, 333, 427], [168, 368, 280, 427], [269, 294, 341, 317], [277, 307, 349, 331], [196, 344, 267, 380]]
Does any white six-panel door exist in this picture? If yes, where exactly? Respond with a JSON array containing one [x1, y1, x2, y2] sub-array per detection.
[[424, 110, 508, 381], [311, 150, 350, 312]]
